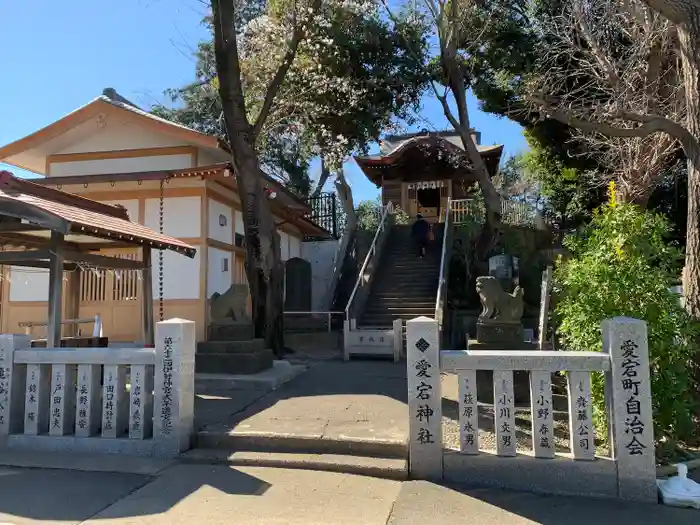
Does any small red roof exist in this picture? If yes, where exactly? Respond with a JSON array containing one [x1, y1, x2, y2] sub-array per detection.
[[0, 171, 196, 257]]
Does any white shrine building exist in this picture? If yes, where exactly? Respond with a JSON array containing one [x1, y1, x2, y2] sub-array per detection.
[[0, 89, 329, 342]]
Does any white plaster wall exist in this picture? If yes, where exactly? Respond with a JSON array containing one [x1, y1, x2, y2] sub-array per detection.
[[144, 197, 201, 238], [49, 154, 193, 177], [289, 236, 302, 259], [208, 199, 233, 245], [152, 247, 201, 300], [279, 231, 290, 260], [8, 267, 49, 302], [57, 117, 187, 153], [207, 247, 233, 298], [301, 239, 339, 311], [197, 149, 230, 167], [234, 210, 245, 235], [102, 199, 140, 223]]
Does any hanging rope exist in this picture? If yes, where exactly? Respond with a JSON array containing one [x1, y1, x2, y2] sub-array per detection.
[[158, 178, 165, 322]]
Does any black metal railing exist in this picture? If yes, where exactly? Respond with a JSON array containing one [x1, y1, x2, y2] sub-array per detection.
[[305, 192, 345, 239]]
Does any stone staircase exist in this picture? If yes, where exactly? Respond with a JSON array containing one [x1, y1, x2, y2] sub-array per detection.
[[196, 323, 273, 375], [358, 224, 442, 328]]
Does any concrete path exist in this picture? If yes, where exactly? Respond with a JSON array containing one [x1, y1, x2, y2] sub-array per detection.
[[0, 462, 697, 525], [0, 466, 148, 525], [388, 481, 699, 524], [196, 360, 409, 455]]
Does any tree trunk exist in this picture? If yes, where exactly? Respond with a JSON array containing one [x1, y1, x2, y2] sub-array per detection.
[[211, 0, 286, 354], [311, 157, 332, 198], [230, 134, 286, 354], [440, 45, 502, 258], [678, 25, 700, 319], [320, 168, 357, 311]]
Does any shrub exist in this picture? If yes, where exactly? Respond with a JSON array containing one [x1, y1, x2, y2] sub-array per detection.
[[555, 182, 698, 447]]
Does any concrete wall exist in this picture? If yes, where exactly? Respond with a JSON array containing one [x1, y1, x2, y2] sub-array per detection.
[[302, 239, 339, 311]]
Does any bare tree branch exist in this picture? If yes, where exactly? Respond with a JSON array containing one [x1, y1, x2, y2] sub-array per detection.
[[251, 6, 310, 140]]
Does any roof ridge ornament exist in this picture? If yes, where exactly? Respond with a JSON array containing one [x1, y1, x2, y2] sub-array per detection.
[[101, 88, 141, 111]]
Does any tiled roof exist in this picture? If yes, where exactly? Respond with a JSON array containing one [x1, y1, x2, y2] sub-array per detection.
[[0, 171, 196, 257]]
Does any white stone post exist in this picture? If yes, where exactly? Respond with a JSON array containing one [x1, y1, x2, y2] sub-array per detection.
[[49, 364, 77, 436], [0, 334, 30, 437], [405, 316, 442, 480], [75, 364, 101, 437], [102, 365, 127, 438], [392, 319, 403, 362], [24, 364, 50, 435], [129, 364, 154, 439], [458, 370, 479, 455], [153, 318, 196, 458], [529, 371, 554, 459], [602, 317, 656, 502]]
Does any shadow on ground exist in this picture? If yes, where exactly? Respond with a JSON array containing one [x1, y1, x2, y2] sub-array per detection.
[[387, 480, 699, 525], [196, 356, 409, 435], [0, 464, 271, 524]]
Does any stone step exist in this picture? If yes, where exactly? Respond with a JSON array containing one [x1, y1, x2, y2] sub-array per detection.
[[197, 339, 266, 354], [195, 348, 274, 375], [373, 276, 438, 288], [370, 293, 438, 299], [180, 449, 408, 481], [208, 323, 255, 341], [365, 300, 436, 308], [195, 429, 408, 459], [363, 306, 436, 314], [359, 314, 433, 326]]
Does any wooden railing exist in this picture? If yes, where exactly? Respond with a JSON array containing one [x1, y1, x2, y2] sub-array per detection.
[[19, 315, 103, 338], [451, 198, 538, 228]]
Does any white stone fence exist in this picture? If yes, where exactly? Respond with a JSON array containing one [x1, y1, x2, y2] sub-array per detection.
[[0, 318, 195, 458], [407, 316, 658, 501]]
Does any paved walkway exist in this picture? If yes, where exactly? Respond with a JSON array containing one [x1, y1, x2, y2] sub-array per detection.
[[196, 360, 409, 453], [0, 461, 697, 524]]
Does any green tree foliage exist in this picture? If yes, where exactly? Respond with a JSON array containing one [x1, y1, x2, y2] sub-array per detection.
[[356, 196, 409, 231], [555, 184, 698, 448], [152, 10, 429, 197]]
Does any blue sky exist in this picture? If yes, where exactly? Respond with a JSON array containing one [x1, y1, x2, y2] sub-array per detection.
[[0, 0, 527, 203]]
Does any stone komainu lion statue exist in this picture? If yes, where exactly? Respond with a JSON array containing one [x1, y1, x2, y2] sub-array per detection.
[[209, 284, 250, 323], [476, 276, 524, 323]]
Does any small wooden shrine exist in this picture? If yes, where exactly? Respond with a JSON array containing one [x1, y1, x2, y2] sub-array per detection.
[[354, 130, 503, 222]]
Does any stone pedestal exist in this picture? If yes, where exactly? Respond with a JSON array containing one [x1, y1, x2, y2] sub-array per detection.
[[476, 321, 524, 345], [199, 318, 273, 375]]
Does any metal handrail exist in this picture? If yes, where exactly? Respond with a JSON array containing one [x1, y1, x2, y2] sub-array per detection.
[[345, 201, 394, 320], [435, 198, 451, 329], [19, 315, 103, 338]]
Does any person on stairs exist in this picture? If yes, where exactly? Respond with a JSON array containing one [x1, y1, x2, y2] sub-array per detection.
[[411, 213, 431, 258]]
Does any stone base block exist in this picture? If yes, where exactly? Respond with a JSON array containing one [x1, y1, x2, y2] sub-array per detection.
[[467, 340, 537, 351], [196, 348, 274, 375], [208, 322, 255, 341], [476, 321, 523, 345], [197, 339, 266, 354]]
